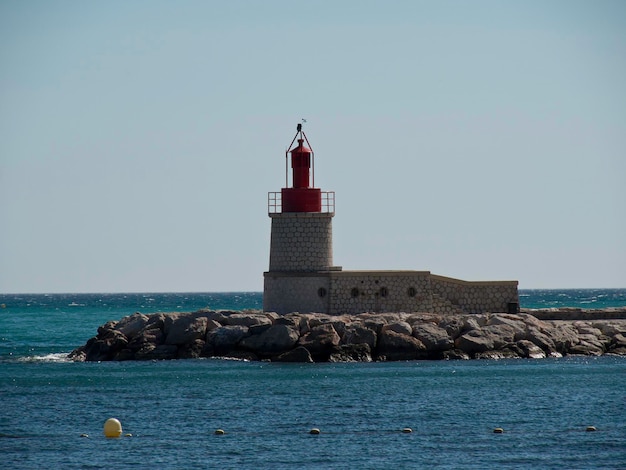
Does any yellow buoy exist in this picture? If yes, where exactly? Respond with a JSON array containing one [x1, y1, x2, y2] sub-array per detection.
[[214, 429, 225, 435], [309, 428, 321, 435], [586, 426, 597, 432], [103, 418, 123, 438], [493, 427, 504, 434], [402, 428, 412, 433]]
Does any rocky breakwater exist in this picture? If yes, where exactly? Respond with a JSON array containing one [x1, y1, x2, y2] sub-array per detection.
[[69, 309, 626, 362]]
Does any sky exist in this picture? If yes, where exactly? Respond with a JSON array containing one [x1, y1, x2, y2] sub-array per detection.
[[1, 0, 625, 293]]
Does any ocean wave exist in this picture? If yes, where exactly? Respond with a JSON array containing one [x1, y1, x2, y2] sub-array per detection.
[[17, 352, 71, 363]]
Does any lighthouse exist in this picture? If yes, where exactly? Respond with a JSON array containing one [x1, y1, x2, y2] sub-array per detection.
[[263, 124, 519, 316], [263, 124, 340, 314]]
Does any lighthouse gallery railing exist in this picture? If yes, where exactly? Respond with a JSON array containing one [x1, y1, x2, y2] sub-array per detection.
[[268, 191, 335, 214]]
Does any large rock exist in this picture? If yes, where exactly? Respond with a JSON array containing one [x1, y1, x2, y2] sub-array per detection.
[[549, 322, 580, 353], [455, 330, 494, 354], [526, 327, 557, 354], [165, 315, 208, 345], [515, 340, 547, 359], [274, 346, 314, 363], [411, 322, 454, 351], [127, 327, 164, 351], [221, 313, 273, 328], [377, 330, 427, 361], [82, 329, 129, 362], [341, 325, 377, 350], [298, 324, 341, 359], [115, 313, 149, 338], [381, 321, 412, 336], [178, 339, 206, 359], [487, 314, 526, 340], [455, 324, 516, 355], [205, 325, 249, 355], [240, 324, 300, 355]]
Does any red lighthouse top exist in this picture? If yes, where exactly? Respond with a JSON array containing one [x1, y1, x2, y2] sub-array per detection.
[[281, 123, 322, 212]]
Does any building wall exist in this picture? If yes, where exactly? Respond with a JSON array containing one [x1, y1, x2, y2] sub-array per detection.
[[263, 270, 519, 315], [268, 213, 334, 272], [328, 271, 433, 314], [263, 272, 330, 315], [430, 274, 519, 314]]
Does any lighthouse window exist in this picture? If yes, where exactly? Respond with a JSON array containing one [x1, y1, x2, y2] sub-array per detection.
[[407, 287, 417, 297], [318, 287, 327, 298], [380, 287, 388, 298], [351, 288, 360, 298]]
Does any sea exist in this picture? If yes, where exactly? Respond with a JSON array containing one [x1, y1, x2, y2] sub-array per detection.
[[1, 289, 625, 469]]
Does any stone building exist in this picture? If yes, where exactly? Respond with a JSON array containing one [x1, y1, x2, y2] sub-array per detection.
[[263, 125, 518, 315]]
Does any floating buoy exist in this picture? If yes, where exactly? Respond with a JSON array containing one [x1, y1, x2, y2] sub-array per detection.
[[586, 426, 597, 432], [0, 304, 6, 309], [309, 428, 321, 435], [124, 433, 133, 437], [493, 427, 504, 434], [214, 429, 225, 435], [80, 433, 89, 438], [103, 418, 123, 438], [402, 428, 413, 433]]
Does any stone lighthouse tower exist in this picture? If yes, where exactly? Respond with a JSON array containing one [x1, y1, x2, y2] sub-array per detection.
[[263, 124, 339, 314]]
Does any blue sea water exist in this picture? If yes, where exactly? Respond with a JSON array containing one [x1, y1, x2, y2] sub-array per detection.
[[1, 290, 625, 469]]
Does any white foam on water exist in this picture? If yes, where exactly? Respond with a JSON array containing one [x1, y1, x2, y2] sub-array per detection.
[[18, 352, 71, 363]]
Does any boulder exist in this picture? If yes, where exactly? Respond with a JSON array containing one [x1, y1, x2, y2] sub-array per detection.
[[274, 346, 314, 363], [178, 339, 206, 359], [569, 339, 605, 356], [411, 323, 454, 351], [165, 316, 208, 345], [594, 321, 626, 336], [221, 313, 273, 328], [487, 314, 526, 340], [454, 324, 516, 355], [240, 324, 300, 355], [515, 340, 547, 359], [114, 313, 149, 338], [526, 327, 557, 354], [341, 325, 377, 350], [439, 316, 466, 339], [455, 330, 494, 354], [611, 333, 626, 348], [298, 324, 341, 359], [549, 322, 580, 353], [205, 325, 249, 355], [127, 327, 164, 351], [84, 329, 129, 361], [381, 321, 412, 336], [206, 319, 222, 332], [377, 330, 427, 361]]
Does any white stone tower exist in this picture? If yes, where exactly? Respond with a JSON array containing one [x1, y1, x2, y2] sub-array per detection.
[[263, 124, 339, 314]]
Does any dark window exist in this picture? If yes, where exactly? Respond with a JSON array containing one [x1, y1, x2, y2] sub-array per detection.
[[351, 288, 360, 298], [318, 287, 327, 298], [407, 287, 417, 297], [380, 287, 388, 298]]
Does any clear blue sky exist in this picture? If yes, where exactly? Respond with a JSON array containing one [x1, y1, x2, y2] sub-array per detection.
[[1, 0, 624, 293]]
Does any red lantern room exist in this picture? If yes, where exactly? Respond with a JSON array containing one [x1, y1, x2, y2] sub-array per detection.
[[281, 123, 322, 212]]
